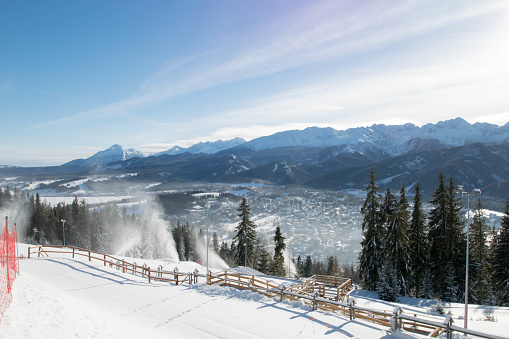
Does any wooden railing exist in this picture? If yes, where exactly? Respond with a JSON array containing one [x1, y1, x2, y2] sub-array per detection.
[[207, 271, 281, 298], [27, 245, 506, 339], [28, 246, 193, 285], [284, 274, 353, 304]]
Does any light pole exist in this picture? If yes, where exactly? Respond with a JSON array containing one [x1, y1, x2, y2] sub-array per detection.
[[456, 185, 481, 330], [206, 197, 216, 275], [61, 219, 66, 246]]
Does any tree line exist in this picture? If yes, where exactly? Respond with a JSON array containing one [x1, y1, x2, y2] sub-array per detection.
[[214, 197, 290, 277], [217, 196, 361, 281], [359, 169, 509, 306], [2, 188, 345, 279]]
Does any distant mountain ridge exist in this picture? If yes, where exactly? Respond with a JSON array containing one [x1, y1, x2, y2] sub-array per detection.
[[235, 118, 509, 156], [155, 137, 246, 156], [3, 117, 509, 198], [63, 144, 145, 166], [64, 118, 509, 167]]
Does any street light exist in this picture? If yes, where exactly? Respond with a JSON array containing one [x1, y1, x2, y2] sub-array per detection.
[[61, 219, 66, 246], [206, 197, 216, 275], [456, 185, 481, 330]]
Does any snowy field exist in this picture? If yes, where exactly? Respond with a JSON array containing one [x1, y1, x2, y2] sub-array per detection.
[[37, 195, 136, 206], [1, 244, 508, 339]]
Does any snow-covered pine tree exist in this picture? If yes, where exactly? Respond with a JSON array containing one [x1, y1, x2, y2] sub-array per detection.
[[272, 225, 286, 276], [469, 198, 490, 305], [296, 255, 303, 277], [385, 183, 411, 296], [212, 232, 219, 253], [219, 241, 233, 266], [408, 181, 429, 298], [428, 172, 465, 301], [256, 244, 272, 274], [327, 256, 340, 276], [421, 269, 434, 299], [359, 168, 384, 291], [233, 197, 257, 267], [304, 255, 313, 277], [493, 199, 509, 306], [443, 264, 460, 302], [377, 262, 400, 302], [382, 188, 397, 226], [445, 176, 466, 302]]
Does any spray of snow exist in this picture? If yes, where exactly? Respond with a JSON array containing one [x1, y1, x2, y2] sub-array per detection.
[[194, 239, 229, 270], [113, 195, 178, 260], [283, 247, 298, 278], [0, 200, 30, 238]]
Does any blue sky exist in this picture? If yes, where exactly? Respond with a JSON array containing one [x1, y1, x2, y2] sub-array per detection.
[[1, 0, 509, 166]]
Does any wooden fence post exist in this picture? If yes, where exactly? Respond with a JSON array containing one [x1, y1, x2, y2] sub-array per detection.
[[89, 250, 91, 261], [104, 254, 106, 266], [391, 306, 402, 332], [312, 290, 318, 311], [349, 299, 356, 320], [28, 247, 30, 258], [72, 248, 75, 258], [148, 267, 151, 283], [444, 316, 452, 339]]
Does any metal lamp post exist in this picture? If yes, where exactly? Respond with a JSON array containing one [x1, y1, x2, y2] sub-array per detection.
[[206, 197, 216, 275], [61, 219, 66, 246], [456, 185, 481, 330]]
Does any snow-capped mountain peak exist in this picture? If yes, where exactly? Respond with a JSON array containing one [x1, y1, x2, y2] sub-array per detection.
[[238, 118, 509, 157], [156, 137, 246, 156], [63, 144, 145, 166]]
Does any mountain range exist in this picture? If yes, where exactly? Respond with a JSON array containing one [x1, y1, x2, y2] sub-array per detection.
[[2, 117, 509, 198]]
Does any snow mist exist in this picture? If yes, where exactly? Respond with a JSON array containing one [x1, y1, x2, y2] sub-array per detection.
[[0, 200, 30, 239], [194, 237, 228, 270], [113, 196, 178, 260]]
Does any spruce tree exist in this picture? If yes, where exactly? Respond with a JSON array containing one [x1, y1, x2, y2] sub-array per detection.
[[408, 181, 428, 297], [304, 255, 313, 277], [212, 232, 220, 253], [445, 176, 466, 302], [327, 256, 340, 276], [232, 197, 257, 267], [469, 198, 490, 305], [384, 183, 411, 296], [493, 199, 509, 305], [428, 173, 465, 301], [296, 255, 303, 277], [382, 188, 397, 225], [359, 168, 384, 291], [428, 172, 450, 299], [272, 226, 286, 276], [377, 262, 400, 302], [256, 245, 272, 274]]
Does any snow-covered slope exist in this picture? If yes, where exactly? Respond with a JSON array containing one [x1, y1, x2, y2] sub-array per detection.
[[2, 244, 508, 338]]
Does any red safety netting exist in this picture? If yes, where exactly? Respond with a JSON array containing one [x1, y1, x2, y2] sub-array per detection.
[[0, 216, 19, 323]]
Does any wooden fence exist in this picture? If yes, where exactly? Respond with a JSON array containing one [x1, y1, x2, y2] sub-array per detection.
[[27, 245, 507, 339], [28, 246, 193, 285]]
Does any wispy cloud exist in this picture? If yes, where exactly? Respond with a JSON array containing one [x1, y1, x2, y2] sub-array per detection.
[[33, 0, 508, 132]]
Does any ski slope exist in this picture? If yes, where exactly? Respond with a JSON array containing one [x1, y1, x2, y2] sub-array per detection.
[[1, 244, 508, 339]]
